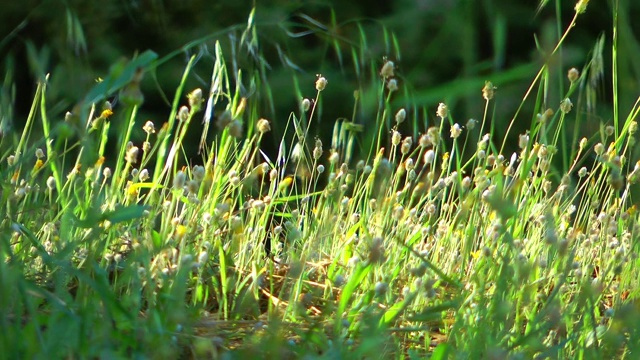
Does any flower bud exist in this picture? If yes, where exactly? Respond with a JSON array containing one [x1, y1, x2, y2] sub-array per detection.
[[387, 79, 398, 92], [256, 118, 271, 134], [568, 67, 580, 82], [450, 123, 462, 139], [380, 60, 395, 78], [177, 106, 189, 122], [188, 88, 203, 112], [143, 120, 156, 134], [482, 81, 496, 100], [315, 76, 327, 91], [436, 103, 448, 119], [395, 108, 406, 125], [301, 98, 311, 112], [560, 98, 573, 114]]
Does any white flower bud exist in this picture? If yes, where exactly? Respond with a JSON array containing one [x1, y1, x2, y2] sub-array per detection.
[[315, 76, 328, 91]]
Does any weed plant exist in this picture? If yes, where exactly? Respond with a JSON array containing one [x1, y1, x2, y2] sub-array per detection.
[[1, 1, 640, 358]]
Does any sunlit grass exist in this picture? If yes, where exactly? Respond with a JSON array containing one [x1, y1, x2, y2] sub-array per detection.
[[1, 1, 640, 358]]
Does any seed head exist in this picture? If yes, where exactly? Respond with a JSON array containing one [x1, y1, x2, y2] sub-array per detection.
[[568, 68, 580, 82], [436, 103, 448, 119], [139, 169, 150, 181], [329, 151, 339, 165], [192, 165, 205, 182], [405, 158, 415, 171], [198, 251, 209, 265], [461, 176, 472, 190], [487, 154, 496, 167], [594, 143, 605, 155], [391, 130, 401, 146], [424, 149, 435, 165], [560, 98, 573, 114], [143, 120, 156, 134], [395, 108, 406, 125], [518, 134, 530, 149], [450, 123, 462, 139], [251, 200, 266, 212], [188, 88, 203, 112], [537, 108, 553, 123], [177, 106, 189, 122], [268, 168, 277, 182], [387, 79, 398, 92], [301, 98, 311, 112], [126, 146, 139, 164], [579, 137, 588, 150], [256, 118, 271, 134], [466, 118, 477, 130], [380, 60, 395, 78], [313, 145, 323, 161], [575, 0, 589, 14], [605, 125, 615, 137], [315, 75, 328, 91], [419, 134, 431, 148], [482, 81, 496, 100], [46, 176, 56, 191], [173, 170, 187, 189], [374, 281, 388, 296], [578, 167, 588, 178], [401, 137, 413, 154]]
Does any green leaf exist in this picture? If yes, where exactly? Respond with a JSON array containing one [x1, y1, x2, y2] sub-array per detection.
[[102, 205, 149, 224], [431, 343, 450, 360], [83, 50, 158, 105], [407, 299, 461, 322], [484, 185, 517, 221], [338, 262, 371, 316], [379, 291, 416, 327], [151, 230, 163, 249]]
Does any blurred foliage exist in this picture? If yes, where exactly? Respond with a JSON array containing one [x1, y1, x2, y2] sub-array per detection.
[[1, 0, 639, 160]]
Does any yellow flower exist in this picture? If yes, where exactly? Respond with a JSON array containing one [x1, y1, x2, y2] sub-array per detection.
[[101, 109, 114, 119], [175, 225, 188, 239], [279, 176, 294, 191], [34, 159, 44, 171]]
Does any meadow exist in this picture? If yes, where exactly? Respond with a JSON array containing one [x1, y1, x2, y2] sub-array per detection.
[[1, 0, 640, 358]]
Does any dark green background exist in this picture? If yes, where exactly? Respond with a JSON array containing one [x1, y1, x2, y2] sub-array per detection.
[[1, 0, 639, 164]]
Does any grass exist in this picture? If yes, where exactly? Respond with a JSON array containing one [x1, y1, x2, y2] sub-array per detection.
[[2, 1, 640, 358]]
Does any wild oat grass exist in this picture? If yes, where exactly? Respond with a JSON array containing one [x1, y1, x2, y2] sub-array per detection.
[[1, 1, 640, 359]]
